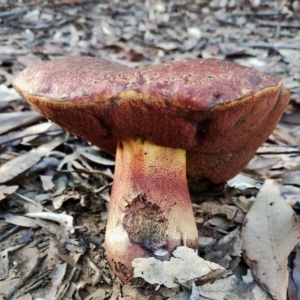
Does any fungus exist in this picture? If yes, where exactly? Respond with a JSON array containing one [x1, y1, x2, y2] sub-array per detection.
[[13, 57, 290, 283]]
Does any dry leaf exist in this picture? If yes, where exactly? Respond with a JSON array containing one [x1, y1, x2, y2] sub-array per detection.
[[240, 282, 273, 299], [44, 262, 67, 300], [0, 111, 42, 134], [40, 175, 55, 191], [132, 246, 224, 288], [26, 211, 75, 233], [0, 244, 24, 280], [4, 214, 37, 227], [241, 179, 300, 300], [0, 85, 21, 101], [227, 173, 261, 190], [197, 275, 240, 299], [292, 246, 300, 300], [0, 185, 18, 200], [76, 149, 115, 166], [0, 136, 64, 183], [204, 227, 242, 269]]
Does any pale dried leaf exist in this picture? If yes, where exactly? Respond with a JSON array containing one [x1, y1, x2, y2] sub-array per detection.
[[0, 152, 41, 183], [227, 173, 261, 190], [271, 126, 300, 146], [15, 294, 33, 300], [241, 179, 300, 300], [246, 155, 281, 175], [0, 84, 21, 102], [197, 275, 240, 299], [0, 111, 42, 134], [0, 122, 54, 146], [17, 53, 43, 67], [132, 246, 224, 288], [77, 150, 115, 166], [15, 192, 43, 213], [241, 282, 273, 299], [0, 244, 24, 280], [0, 185, 18, 201], [4, 213, 37, 227], [40, 175, 55, 191], [0, 136, 64, 183], [44, 262, 67, 300], [57, 152, 80, 171]]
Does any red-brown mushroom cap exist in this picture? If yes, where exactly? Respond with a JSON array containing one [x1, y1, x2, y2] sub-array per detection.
[[13, 57, 290, 183]]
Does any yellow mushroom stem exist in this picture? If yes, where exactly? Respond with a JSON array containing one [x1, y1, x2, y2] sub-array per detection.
[[105, 138, 198, 283]]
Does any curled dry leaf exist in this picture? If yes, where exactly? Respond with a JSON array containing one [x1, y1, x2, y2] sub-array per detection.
[[132, 246, 224, 288], [241, 179, 300, 300]]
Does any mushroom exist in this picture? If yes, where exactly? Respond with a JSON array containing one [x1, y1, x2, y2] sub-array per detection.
[[13, 57, 290, 283]]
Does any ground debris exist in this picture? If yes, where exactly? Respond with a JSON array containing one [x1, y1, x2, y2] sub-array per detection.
[[0, 0, 300, 299]]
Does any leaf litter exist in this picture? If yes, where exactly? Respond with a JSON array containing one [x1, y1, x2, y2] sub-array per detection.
[[0, 0, 300, 299]]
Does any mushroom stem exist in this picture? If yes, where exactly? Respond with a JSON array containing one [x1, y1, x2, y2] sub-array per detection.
[[105, 138, 198, 283]]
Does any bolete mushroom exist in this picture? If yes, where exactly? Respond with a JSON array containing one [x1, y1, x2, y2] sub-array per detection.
[[13, 57, 290, 283]]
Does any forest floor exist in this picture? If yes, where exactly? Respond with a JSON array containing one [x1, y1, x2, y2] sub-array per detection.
[[0, 0, 300, 299]]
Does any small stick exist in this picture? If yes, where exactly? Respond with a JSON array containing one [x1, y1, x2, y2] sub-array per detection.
[[256, 150, 300, 155], [257, 20, 300, 28], [22, 279, 45, 294], [238, 42, 300, 50], [4, 254, 47, 299], [0, 226, 20, 242]]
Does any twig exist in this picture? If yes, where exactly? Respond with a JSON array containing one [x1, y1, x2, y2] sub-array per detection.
[[257, 20, 300, 28], [0, 129, 63, 147], [55, 267, 79, 300], [5, 254, 47, 299], [22, 279, 45, 294], [0, 226, 20, 242], [230, 10, 289, 16], [54, 168, 113, 180], [256, 150, 300, 155], [239, 42, 300, 50], [94, 182, 113, 194]]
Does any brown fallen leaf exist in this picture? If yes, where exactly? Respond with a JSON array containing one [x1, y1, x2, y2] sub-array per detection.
[[241, 179, 300, 300]]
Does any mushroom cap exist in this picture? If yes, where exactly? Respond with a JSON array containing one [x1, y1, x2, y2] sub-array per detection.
[[13, 57, 290, 183]]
